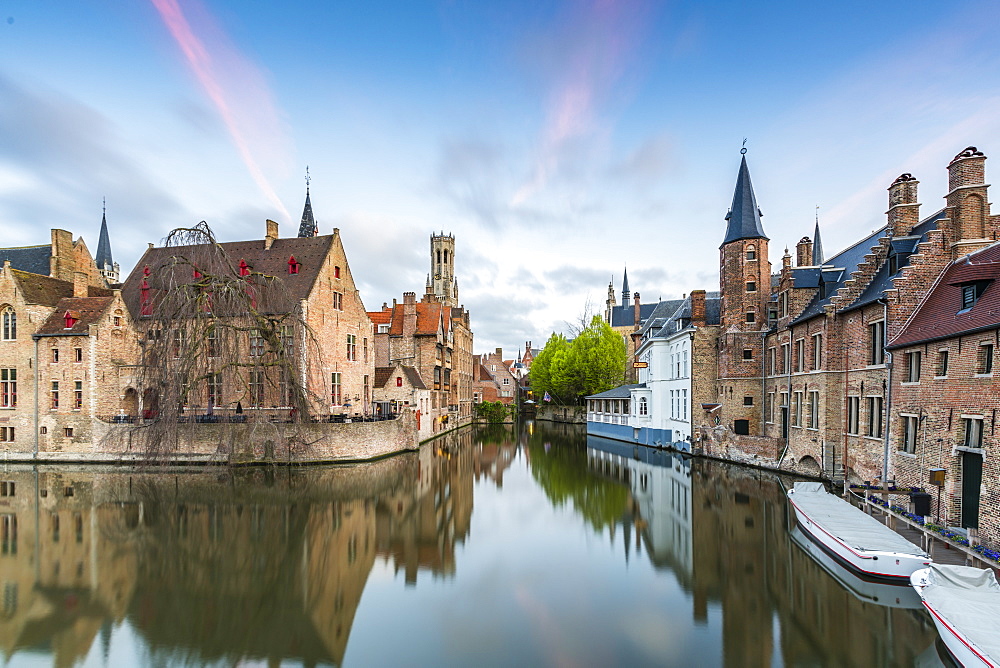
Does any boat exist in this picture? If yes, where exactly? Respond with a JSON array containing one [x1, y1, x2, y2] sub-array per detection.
[[787, 481, 930, 581], [789, 524, 923, 609], [911, 564, 1000, 668]]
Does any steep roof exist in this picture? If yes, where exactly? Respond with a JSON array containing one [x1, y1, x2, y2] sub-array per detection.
[[298, 190, 317, 238], [120, 235, 335, 318], [9, 270, 111, 307], [96, 211, 113, 269], [35, 296, 115, 336], [812, 219, 824, 265], [721, 154, 768, 246], [367, 310, 391, 325], [609, 301, 659, 328], [387, 300, 450, 337], [889, 242, 1000, 349], [374, 365, 427, 389], [0, 244, 52, 276]]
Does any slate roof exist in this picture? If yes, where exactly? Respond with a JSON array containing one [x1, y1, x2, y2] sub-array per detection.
[[120, 235, 335, 318], [812, 220, 824, 265], [374, 365, 427, 389], [609, 302, 659, 328], [586, 383, 644, 400], [889, 242, 1000, 349], [636, 292, 722, 341], [297, 190, 317, 237], [721, 155, 768, 246], [96, 212, 113, 269], [0, 244, 52, 276], [35, 296, 115, 336]]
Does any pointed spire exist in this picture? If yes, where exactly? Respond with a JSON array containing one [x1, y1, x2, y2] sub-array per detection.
[[721, 149, 768, 247], [95, 198, 113, 269], [621, 266, 630, 304], [297, 166, 318, 237], [813, 206, 824, 265]]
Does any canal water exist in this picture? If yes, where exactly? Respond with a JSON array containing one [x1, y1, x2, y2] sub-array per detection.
[[0, 421, 946, 667]]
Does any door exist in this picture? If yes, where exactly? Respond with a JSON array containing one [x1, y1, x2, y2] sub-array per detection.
[[961, 451, 982, 529]]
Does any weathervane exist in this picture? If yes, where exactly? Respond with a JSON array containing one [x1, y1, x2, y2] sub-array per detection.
[[741, 138, 748, 155], [305, 166, 311, 192], [102, 196, 106, 215]]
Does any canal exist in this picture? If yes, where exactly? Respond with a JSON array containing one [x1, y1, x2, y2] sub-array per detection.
[[0, 421, 946, 667]]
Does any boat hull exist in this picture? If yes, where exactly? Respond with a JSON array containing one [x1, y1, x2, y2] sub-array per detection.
[[788, 493, 931, 582], [912, 569, 997, 668]]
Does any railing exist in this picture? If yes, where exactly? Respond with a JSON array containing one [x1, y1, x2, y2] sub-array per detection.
[[98, 411, 399, 425], [587, 412, 630, 425]]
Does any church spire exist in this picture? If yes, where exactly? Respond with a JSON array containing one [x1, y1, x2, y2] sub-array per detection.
[[813, 207, 824, 265], [297, 166, 318, 237], [721, 149, 768, 247], [621, 266, 630, 304], [95, 198, 119, 284]]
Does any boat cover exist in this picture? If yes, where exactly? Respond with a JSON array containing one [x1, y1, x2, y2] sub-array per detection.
[[789, 482, 928, 557], [922, 564, 1000, 663]]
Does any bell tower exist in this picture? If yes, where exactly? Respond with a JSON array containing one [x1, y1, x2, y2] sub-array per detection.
[[430, 232, 457, 307]]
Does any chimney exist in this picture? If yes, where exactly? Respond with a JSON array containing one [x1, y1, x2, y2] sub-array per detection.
[[782, 248, 792, 271], [402, 291, 416, 305], [796, 237, 813, 266], [73, 270, 88, 298], [945, 147, 989, 248], [50, 229, 74, 280], [887, 173, 920, 237], [633, 292, 641, 328], [495, 347, 503, 358], [691, 290, 706, 327], [264, 219, 278, 250], [402, 292, 417, 337], [948, 146, 985, 192]]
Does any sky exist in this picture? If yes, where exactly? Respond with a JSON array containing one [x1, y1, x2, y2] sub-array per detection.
[[2, 0, 1000, 358]]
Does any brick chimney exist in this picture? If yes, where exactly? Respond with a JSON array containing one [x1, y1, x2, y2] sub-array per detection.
[[633, 292, 641, 328], [402, 292, 417, 338], [945, 147, 989, 251], [796, 237, 813, 266], [73, 270, 88, 297], [887, 173, 920, 238], [691, 289, 706, 327], [264, 219, 278, 250]]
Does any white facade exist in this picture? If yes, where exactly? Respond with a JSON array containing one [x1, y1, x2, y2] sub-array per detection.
[[634, 321, 693, 445]]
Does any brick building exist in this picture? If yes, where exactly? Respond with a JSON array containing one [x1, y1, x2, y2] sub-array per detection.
[[473, 349, 517, 405]]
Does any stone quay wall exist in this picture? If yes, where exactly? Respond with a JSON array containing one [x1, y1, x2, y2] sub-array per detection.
[[535, 405, 586, 424]]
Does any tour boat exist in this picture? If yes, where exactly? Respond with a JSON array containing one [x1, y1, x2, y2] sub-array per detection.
[[786, 482, 931, 581], [789, 524, 922, 609], [911, 565, 1000, 668]]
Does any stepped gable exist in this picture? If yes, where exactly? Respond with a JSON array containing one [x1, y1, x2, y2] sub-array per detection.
[[35, 296, 115, 335], [0, 245, 52, 276], [889, 242, 1000, 349], [120, 235, 334, 318]]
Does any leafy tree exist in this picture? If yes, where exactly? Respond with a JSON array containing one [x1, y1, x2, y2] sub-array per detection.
[[528, 332, 569, 403], [474, 400, 510, 423], [531, 317, 627, 404]]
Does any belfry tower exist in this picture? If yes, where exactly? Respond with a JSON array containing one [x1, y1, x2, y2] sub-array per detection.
[[717, 149, 772, 435], [430, 232, 458, 307]]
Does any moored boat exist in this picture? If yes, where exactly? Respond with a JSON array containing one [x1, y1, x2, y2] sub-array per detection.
[[911, 564, 1000, 668], [787, 481, 930, 581]]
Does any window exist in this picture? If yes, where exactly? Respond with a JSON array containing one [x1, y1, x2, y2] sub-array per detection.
[[767, 392, 775, 422], [250, 330, 264, 357], [808, 391, 819, 429], [867, 396, 884, 438], [745, 311, 755, 323], [113, 316, 121, 327], [0, 428, 12, 443], [250, 370, 264, 407], [795, 339, 804, 373], [743, 396, 754, 406], [901, 415, 918, 454], [978, 343, 994, 375], [331, 372, 342, 405], [63, 427, 73, 438], [74, 348, 82, 363], [281, 325, 294, 353], [869, 321, 885, 365], [207, 373, 222, 407], [960, 281, 990, 311], [792, 392, 802, 427], [781, 344, 790, 374], [51, 349, 59, 363], [812, 333, 822, 370], [639, 397, 648, 416], [746, 281, 757, 292], [332, 292, 343, 310], [847, 397, 860, 435], [682, 389, 688, 419], [74, 381, 82, 410], [768, 348, 776, 375], [378, 324, 389, 334], [746, 245, 756, 261], [502, 378, 510, 385], [206, 328, 219, 358], [743, 349, 753, 361], [288, 255, 300, 274], [50, 382, 58, 409], [937, 349, 949, 377], [334, 266, 341, 279], [396, 376, 402, 387], [905, 351, 921, 382], [0, 369, 15, 408], [963, 417, 984, 449], [734, 419, 750, 435], [363, 338, 368, 363], [346, 334, 357, 361], [1, 307, 15, 340]]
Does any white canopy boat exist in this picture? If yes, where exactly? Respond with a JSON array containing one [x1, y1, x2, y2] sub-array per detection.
[[911, 564, 1000, 668], [787, 482, 930, 581], [789, 524, 923, 609]]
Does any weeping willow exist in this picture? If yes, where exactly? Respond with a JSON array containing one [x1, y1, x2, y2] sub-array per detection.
[[118, 222, 323, 462]]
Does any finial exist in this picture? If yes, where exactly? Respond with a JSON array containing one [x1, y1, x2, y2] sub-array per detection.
[[815, 205, 819, 223], [102, 197, 106, 215], [305, 166, 311, 192], [741, 138, 747, 155]]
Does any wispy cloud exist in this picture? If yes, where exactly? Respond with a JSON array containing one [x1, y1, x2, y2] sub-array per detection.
[[150, 0, 292, 221]]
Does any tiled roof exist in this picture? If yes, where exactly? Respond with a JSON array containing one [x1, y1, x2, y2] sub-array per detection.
[[0, 245, 52, 276], [35, 296, 115, 336], [889, 242, 1000, 349], [586, 383, 644, 399], [120, 235, 335, 318], [368, 310, 391, 325], [387, 301, 449, 337]]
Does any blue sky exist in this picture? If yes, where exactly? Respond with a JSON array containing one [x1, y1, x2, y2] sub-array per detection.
[[2, 0, 999, 356]]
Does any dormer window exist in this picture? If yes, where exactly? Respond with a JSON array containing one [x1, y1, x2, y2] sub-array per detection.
[[140, 279, 152, 316], [239, 259, 251, 277], [959, 280, 990, 312], [193, 268, 202, 279], [63, 311, 78, 329], [288, 256, 300, 274]]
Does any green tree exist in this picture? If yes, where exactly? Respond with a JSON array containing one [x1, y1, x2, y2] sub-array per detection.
[[530, 317, 627, 404], [528, 332, 569, 403]]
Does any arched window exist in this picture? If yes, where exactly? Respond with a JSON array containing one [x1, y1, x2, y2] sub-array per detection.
[[1, 307, 14, 340], [746, 245, 757, 261], [639, 397, 648, 416]]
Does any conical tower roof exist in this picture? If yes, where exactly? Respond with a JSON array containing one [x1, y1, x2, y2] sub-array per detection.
[[721, 154, 768, 246], [622, 267, 630, 303], [297, 189, 317, 237], [812, 216, 824, 265], [96, 205, 113, 269]]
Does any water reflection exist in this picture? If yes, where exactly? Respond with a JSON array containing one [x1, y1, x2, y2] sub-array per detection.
[[0, 422, 944, 666]]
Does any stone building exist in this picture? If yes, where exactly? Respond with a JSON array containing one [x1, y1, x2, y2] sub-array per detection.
[[372, 362, 431, 435]]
